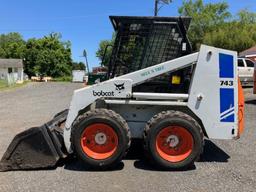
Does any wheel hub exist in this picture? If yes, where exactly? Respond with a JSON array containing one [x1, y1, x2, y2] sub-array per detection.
[[166, 135, 179, 148], [156, 126, 194, 163], [95, 132, 107, 145]]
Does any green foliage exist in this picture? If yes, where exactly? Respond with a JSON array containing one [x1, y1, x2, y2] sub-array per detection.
[[203, 21, 256, 53], [96, 33, 115, 67], [203, 9, 256, 52], [24, 33, 72, 77], [238, 9, 256, 24], [0, 32, 26, 58], [179, 0, 231, 50], [0, 32, 73, 78], [72, 62, 86, 70], [179, 1, 256, 52]]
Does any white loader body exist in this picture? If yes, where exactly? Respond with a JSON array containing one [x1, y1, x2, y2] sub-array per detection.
[[64, 45, 239, 153]]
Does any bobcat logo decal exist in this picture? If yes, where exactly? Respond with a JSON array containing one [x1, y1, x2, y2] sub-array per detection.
[[114, 83, 125, 93]]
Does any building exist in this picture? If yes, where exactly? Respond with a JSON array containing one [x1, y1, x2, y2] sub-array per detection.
[[0, 59, 24, 82], [92, 66, 107, 75], [239, 45, 256, 62]]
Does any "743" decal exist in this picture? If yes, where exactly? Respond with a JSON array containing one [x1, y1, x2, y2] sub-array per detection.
[[220, 80, 233, 86]]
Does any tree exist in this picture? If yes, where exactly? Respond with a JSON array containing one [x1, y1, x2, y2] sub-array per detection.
[[0, 32, 73, 77], [72, 62, 86, 70], [203, 9, 256, 52], [178, 0, 231, 50], [24, 33, 72, 77], [0, 32, 26, 59], [203, 22, 256, 52], [96, 33, 115, 67], [238, 9, 256, 24]]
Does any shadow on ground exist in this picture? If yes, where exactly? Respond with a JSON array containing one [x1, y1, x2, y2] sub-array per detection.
[[199, 140, 230, 162], [132, 140, 229, 171], [63, 140, 144, 172], [64, 139, 230, 172], [63, 160, 125, 172], [0, 139, 229, 172]]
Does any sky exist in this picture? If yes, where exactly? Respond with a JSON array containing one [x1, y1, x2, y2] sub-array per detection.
[[0, 0, 255, 69]]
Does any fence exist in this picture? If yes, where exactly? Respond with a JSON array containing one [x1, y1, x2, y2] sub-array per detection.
[[0, 73, 16, 88], [6, 73, 16, 86]]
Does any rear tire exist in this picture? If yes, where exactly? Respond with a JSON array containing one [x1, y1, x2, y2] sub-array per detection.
[[144, 110, 203, 170], [71, 109, 131, 170]]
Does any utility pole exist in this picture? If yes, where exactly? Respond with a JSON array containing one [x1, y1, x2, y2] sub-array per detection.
[[154, 0, 159, 16], [83, 50, 90, 75], [154, 0, 172, 16]]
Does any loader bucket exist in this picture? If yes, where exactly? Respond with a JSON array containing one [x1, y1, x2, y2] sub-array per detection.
[[0, 110, 68, 172]]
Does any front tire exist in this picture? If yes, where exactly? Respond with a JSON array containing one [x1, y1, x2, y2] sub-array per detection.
[[71, 109, 131, 170], [144, 110, 203, 170]]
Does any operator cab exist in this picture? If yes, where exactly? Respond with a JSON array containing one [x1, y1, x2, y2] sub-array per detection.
[[105, 16, 193, 93]]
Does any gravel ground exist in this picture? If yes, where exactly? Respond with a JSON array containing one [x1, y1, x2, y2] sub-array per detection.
[[0, 82, 255, 192]]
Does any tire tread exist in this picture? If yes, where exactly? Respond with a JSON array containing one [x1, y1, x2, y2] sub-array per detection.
[[71, 108, 131, 169], [144, 110, 204, 169]]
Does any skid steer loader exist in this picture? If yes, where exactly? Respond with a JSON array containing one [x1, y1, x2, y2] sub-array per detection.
[[0, 16, 245, 171]]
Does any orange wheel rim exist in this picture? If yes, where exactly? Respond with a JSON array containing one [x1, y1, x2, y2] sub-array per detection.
[[156, 126, 193, 163], [80, 123, 118, 160]]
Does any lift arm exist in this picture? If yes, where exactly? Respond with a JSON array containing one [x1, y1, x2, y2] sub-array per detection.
[[64, 52, 199, 152]]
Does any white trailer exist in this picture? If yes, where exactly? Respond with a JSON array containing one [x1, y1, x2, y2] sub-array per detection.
[[72, 70, 85, 82]]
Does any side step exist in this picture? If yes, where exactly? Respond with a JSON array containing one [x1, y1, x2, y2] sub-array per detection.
[[0, 110, 68, 172]]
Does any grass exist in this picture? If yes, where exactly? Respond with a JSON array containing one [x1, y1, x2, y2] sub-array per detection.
[[0, 80, 30, 91], [0, 80, 8, 89], [53, 76, 72, 82]]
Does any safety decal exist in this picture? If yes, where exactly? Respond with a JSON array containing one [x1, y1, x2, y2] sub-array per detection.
[[219, 53, 234, 78], [219, 53, 235, 122], [220, 88, 234, 122]]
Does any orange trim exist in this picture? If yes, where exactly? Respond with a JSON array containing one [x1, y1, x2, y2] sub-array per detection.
[[238, 79, 245, 137], [80, 123, 118, 160], [155, 126, 193, 163]]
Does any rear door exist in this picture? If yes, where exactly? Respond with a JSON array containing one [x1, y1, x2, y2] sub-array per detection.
[[237, 59, 246, 79]]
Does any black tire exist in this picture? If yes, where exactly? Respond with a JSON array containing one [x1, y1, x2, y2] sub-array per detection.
[[71, 109, 131, 170], [144, 110, 204, 170]]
